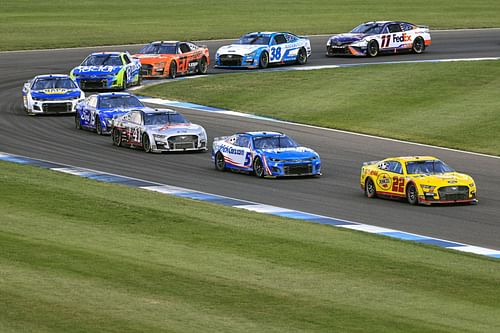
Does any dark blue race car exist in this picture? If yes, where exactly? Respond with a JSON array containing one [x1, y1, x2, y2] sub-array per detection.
[[75, 92, 146, 135]]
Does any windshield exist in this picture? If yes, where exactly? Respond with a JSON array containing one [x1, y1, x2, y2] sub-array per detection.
[[406, 160, 455, 174], [350, 23, 385, 35], [253, 135, 298, 149], [98, 95, 144, 109], [237, 34, 270, 45], [144, 112, 189, 125], [81, 54, 123, 66], [32, 78, 77, 90], [138, 43, 177, 54]]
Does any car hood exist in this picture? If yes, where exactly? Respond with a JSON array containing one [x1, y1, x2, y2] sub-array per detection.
[[260, 147, 318, 161], [31, 88, 81, 99], [133, 54, 174, 63], [145, 123, 204, 135], [329, 33, 366, 44], [217, 44, 265, 56], [411, 172, 473, 186], [72, 65, 123, 76]]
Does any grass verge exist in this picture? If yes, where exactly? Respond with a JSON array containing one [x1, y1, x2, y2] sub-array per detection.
[[139, 60, 500, 156], [1, 0, 500, 51], [0, 161, 499, 332]]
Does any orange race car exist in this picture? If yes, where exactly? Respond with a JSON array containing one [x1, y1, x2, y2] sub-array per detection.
[[134, 41, 210, 79]]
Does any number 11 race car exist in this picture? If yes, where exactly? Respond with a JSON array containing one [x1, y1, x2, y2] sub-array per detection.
[[326, 21, 431, 57], [360, 156, 477, 205]]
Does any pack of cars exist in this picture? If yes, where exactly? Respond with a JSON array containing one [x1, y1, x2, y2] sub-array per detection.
[[21, 23, 478, 204]]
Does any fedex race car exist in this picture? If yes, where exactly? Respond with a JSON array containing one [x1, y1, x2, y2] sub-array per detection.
[[22, 74, 84, 115], [326, 21, 431, 57], [360, 156, 477, 205], [111, 108, 208, 153], [134, 41, 210, 79], [75, 92, 146, 135], [212, 131, 321, 178], [70, 52, 141, 90], [215, 32, 311, 69]]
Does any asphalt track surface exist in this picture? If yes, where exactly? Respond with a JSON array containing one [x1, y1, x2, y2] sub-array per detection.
[[1, 29, 500, 250]]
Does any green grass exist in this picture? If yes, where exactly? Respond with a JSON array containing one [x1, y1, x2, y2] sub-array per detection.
[[139, 60, 500, 156], [1, 0, 500, 51], [0, 161, 499, 332]]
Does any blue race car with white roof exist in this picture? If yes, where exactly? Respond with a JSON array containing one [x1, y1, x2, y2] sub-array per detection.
[[212, 131, 321, 178], [215, 32, 311, 69], [75, 92, 147, 135], [70, 52, 141, 90], [22, 74, 84, 115]]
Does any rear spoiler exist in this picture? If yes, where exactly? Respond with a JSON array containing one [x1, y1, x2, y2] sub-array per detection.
[[213, 136, 230, 143], [363, 160, 379, 166], [417, 25, 429, 30]]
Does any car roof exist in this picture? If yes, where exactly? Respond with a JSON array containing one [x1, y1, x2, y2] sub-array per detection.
[[149, 41, 179, 44], [34, 74, 71, 79], [96, 92, 134, 98], [143, 108, 178, 115], [385, 156, 439, 162], [89, 52, 124, 56], [242, 131, 285, 137]]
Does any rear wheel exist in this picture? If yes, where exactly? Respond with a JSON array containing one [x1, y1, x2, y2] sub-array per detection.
[[75, 112, 82, 129], [406, 183, 419, 205], [142, 133, 151, 152], [168, 62, 177, 79], [112, 128, 122, 147], [253, 157, 265, 177], [412, 37, 425, 54], [365, 178, 377, 198], [296, 47, 307, 65], [198, 57, 208, 74], [122, 74, 128, 90], [259, 51, 269, 69], [367, 40, 379, 57], [215, 152, 226, 171]]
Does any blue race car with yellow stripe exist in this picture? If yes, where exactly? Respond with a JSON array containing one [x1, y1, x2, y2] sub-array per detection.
[[70, 52, 141, 90], [22, 74, 84, 115], [212, 131, 321, 177]]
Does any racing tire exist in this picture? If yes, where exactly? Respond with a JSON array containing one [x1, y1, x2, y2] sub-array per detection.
[[253, 157, 265, 178], [136, 74, 142, 86], [112, 128, 122, 147], [122, 74, 128, 90], [75, 112, 82, 130], [412, 37, 425, 54], [367, 40, 379, 57], [365, 178, 377, 198], [259, 51, 269, 69], [406, 183, 419, 205], [168, 62, 177, 79], [214, 152, 226, 171], [296, 47, 308, 65], [198, 57, 208, 74], [95, 116, 103, 135], [142, 133, 151, 153]]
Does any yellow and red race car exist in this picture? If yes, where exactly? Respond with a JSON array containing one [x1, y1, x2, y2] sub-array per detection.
[[360, 156, 477, 205], [134, 41, 210, 79]]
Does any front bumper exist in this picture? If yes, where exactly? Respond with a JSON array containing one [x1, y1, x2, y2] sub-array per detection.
[[29, 99, 81, 114], [74, 76, 121, 90], [418, 186, 477, 205], [326, 45, 366, 57], [265, 160, 321, 177], [215, 54, 259, 69], [152, 134, 208, 152]]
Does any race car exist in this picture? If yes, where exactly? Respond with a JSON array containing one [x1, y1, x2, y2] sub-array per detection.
[[75, 92, 146, 135], [134, 41, 210, 79], [360, 156, 477, 205], [212, 131, 321, 178], [215, 32, 311, 69], [70, 52, 141, 90], [111, 108, 208, 153], [326, 21, 431, 57], [22, 74, 84, 115]]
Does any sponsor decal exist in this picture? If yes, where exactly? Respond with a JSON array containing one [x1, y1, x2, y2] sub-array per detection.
[[41, 88, 69, 94], [393, 33, 412, 43], [377, 173, 392, 190], [219, 144, 244, 156]]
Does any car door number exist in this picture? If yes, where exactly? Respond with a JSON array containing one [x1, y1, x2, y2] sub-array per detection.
[[270, 47, 282, 61], [392, 176, 405, 193]]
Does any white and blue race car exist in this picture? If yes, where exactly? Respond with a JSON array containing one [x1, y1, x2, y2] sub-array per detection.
[[22, 74, 85, 115], [212, 131, 321, 178], [215, 32, 311, 69], [70, 52, 141, 90]]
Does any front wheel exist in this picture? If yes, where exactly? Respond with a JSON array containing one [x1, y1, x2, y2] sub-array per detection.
[[412, 37, 425, 54], [406, 183, 419, 205], [75, 112, 82, 129], [365, 178, 377, 198], [296, 47, 307, 65], [198, 57, 208, 74], [95, 116, 103, 135], [112, 128, 122, 147], [215, 152, 226, 171], [168, 62, 177, 79], [259, 51, 269, 69], [121, 74, 128, 90], [253, 157, 265, 178], [367, 40, 379, 57], [142, 133, 151, 153]]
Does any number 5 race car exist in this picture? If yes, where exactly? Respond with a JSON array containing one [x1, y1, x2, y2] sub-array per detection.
[[22, 74, 84, 115], [326, 21, 431, 57], [215, 32, 311, 69], [134, 41, 210, 79], [212, 131, 321, 178], [360, 156, 478, 205], [70, 52, 141, 90]]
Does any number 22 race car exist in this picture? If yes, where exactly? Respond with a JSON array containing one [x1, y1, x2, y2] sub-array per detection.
[[360, 156, 477, 205]]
